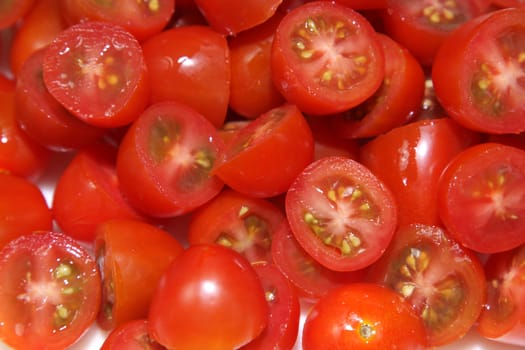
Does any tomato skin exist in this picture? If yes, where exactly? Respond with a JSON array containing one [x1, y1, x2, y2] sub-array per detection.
[[95, 219, 185, 330], [148, 244, 268, 350], [333, 0, 387, 9], [0, 173, 52, 250], [0, 231, 101, 350], [285, 156, 397, 272], [271, 1, 385, 115], [438, 142, 525, 254], [360, 118, 481, 227], [302, 283, 428, 350], [0, 0, 35, 29], [142, 25, 230, 128], [368, 224, 487, 347], [214, 103, 314, 198], [116, 101, 225, 217], [101, 319, 166, 350], [432, 8, 525, 134]]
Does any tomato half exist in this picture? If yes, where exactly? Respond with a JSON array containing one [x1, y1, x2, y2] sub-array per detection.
[[0, 231, 101, 350], [42, 21, 150, 128], [432, 8, 525, 134], [302, 283, 428, 349], [285, 156, 397, 272], [101, 319, 166, 350], [438, 142, 525, 254], [368, 224, 487, 347], [271, 1, 385, 115]]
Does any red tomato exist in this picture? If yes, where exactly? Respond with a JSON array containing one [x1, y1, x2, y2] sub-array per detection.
[[0, 0, 34, 29], [101, 319, 166, 350], [0, 231, 101, 350], [285, 156, 397, 272], [15, 47, 105, 151], [193, 0, 283, 35], [328, 33, 425, 138], [438, 142, 525, 254], [52, 142, 144, 242], [368, 224, 487, 347], [42, 21, 150, 128], [271, 1, 385, 115], [477, 244, 525, 346], [360, 118, 481, 227], [116, 101, 225, 217], [306, 115, 360, 161], [9, 0, 67, 77], [148, 244, 268, 349], [491, 0, 525, 7], [333, 0, 387, 9], [214, 103, 314, 198], [241, 262, 300, 350], [59, 0, 175, 41], [0, 73, 15, 92], [95, 219, 184, 330], [432, 8, 525, 134], [382, 0, 490, 66], [302, 283, 428, 349], [0, 173, 52, 249], [188, 189, 286, 263], [228, 13, 285, 119], [142, 25, 230, 128]]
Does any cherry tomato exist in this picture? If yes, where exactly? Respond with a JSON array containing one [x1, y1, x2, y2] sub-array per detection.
[[116, 101, 225, 217], [271, 1, 385, 115], [0, 0, 35, 29], [148, 244, 268, 349], [306, 115, 360, 161], [302, 283, 428, 349], [438, 142, 525, 254], [0, 231, 101, 350], [286, 156, 397, 271], [368, 223, 487, 347], [333, 0, 387, 9], [432, 8, 525, 134], [101, 319, 166, 350], [214, 103, 314, 198], [95, 219, 184, 330], [42, 21, 150, 128], [490, 0, 525, 7]]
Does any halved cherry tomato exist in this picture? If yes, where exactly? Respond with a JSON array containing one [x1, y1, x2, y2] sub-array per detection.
[[0, 231, 101, 350], [95, 219, 184, 330], [271, 1, 385, 115], [101, 319, 166, 350], [490, 0, 525, 7], [42, 21, 150, 128], [368, 224, 486, 347], [116, 101, 225, 217], [148, 244, 268, 349], [0, 0, 34, 29], [432, 8, 525, 134], [438, 142, 525, 254], [302, 283, 428, 349], [214, 103, 314, 198], [306, 115, 360, 161], [333, 0, 387, 9], [286, 156, 397, 271], [188, 189, 286, 263]]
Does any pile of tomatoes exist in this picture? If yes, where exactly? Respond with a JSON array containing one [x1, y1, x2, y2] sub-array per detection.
[[1, 0, 525, 349]]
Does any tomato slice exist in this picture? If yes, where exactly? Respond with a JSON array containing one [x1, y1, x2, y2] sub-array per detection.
[[0, 231, 101, 350], [42, 21, 149, 128], [368, 224, 486, 347], [285, 156, 397, 272], [438, 142, 525, 254], [101, 319, 166, 350], [432, 8, 525, 134], [271, 1, 385, 115]]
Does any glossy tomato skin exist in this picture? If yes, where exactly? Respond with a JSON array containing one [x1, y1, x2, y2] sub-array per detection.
[[0, 173, 52, 250], [271, 1, 385, 115], [368, 224, 486, 347], [432, 8, 525, 134], [0, 0, 35, 29], [148, 244, 268, 350], [43, 21, 150, 128], [101, 319, 166, 350], [0, 231, 101, 350], [95, 219, 185, 330], [116, 101, 225, 217], [477, 244, 525, 346], [142, 25, 230, 128], [438, 143, 525, 254], [52, 143, 145, 242], [286, 156, 397, 272], [302, 283, 428, 350], [214, 103, 314, 198], [360, 117, 481, 227], [15, 47, 105, 151]]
